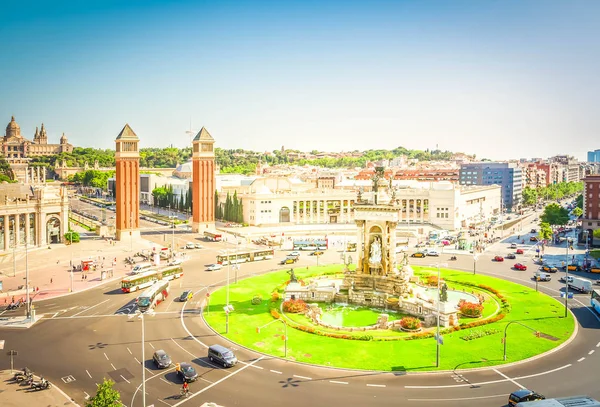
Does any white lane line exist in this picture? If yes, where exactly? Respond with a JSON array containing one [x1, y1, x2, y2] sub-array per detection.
[[134, 357, 140, 364], [111, 363, 117, 371], [169, 356, 265, 407], [578, 357, 586, 362], [160, 378, 171, 385], [597, 342, 600, 348], [86, 370, 92, 379], [52, 312, 59, 318], [84, 391, 90, 400], [148, 342, 155, 349], [270, 370, 282, 374], [249, 364, 264, 369], [165, 298, 175, 312], [367, 384, 386, 387], [408, 394, 507, 402], [104, 353, 109, 360], [120, 375, 131, 384], [156, 399, 172, 406], [127, 347, 132, 355], [493, 368, 525, 389], [405, 364, 572, 389], [198, 377, 213, 384], [329, 380, 349, 385], [70, 299, 110, 317], [293, 375, 312, 380], [589, 350, 595, 355], [145, 367, 155, 376]]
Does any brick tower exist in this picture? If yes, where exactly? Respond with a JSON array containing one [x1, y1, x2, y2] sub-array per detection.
[[115, 124, 140, 241], [192, 127, 216, 232]]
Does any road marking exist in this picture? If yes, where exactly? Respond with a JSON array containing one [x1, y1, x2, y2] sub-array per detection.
[[160, 377, 170, 385], [145, 367, 155, 376], [52, 312, 59, 318], [169, 338, 220, 369], [156, 399, 172, 406], [329, 380, 348, 385], [405, 364, 572, 389], [270, 370, 282, 374], [589, 350, 595, 355], [249, 364, 264, 370], [104, 353, 109, 360], [367, 384, 386, 387], [408, 394, 507, 402], [84, 392, 90, 399], [120, 375, 130, 384], [597, 342, 600, 348], [493, 368, 524, 389], [111, 363, 117, 370], [134, 357, 140, 364], [149, 342, 155, 349], [578, 357, 585, 362], [86, 370, 92, 379], [70, 299, 110, 317], [165, 298, 175, 312], [198, 377, 213, 384], [127, 347, 132, 355], [293, 375, 312, 380]]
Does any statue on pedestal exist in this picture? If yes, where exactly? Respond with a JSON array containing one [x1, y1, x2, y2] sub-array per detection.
[[287, 268, 298, 284], [369, 236, 382, 265]]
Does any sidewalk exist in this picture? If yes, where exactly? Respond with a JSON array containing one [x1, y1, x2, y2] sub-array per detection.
[[0, 235, 158, 306], [0, 369, 78, 407]]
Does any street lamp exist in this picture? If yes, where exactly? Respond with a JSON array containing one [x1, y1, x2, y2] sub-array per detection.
[[564, 242, 572, 318], [472, 254, 478, 275], [11, 219, 16, 277], [226, 248, 230, 334], [129, 309, 155, 407], [431, 262, 448, 368]]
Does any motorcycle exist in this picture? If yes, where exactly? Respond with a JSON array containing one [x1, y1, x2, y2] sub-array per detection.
[[31, 378, 51, 390], [13, 368, 31, 382], [449, 256, 457, 261], [6, 301, 23, 311]]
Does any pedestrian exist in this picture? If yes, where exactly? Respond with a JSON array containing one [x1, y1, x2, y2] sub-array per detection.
[[50, 278, 53, 284], [12, 296, 15, 303], [56, 260, 59, 265]]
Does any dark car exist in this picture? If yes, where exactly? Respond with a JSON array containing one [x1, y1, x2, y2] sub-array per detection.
[[152, 350, 171, 369], [530, 229, 537, 233], [179, 290, 193, 302], [508, 389, 545, 406], [177, 362, 198, 382], [530, 236, 538, 242], [505, 253, 516, 259]]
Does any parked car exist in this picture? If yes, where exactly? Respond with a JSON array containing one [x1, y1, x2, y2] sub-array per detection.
[[411, 252, 426, 258], [516, 249, 524, 254], [206, 264, 223, 271], [179, 290, 193, 302], [505, 253, 516, 259], [152, 350, 172, 369], [510, 243, 518, 249], [514, 263, 527, 271], [177, 362, 198, 382], [426, 249, 440, 257], [168, 258, 183, 266], [493, 256, 504, 262], [508, 389, 545, 406]]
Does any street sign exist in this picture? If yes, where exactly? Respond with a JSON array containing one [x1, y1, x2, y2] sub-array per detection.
[[6, 350, 17, 356], [434, 334, 444, 345], [560, 292, 574, 299]]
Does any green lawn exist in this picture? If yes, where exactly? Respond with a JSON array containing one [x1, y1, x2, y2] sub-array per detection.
[[204, 265, 575, 371]]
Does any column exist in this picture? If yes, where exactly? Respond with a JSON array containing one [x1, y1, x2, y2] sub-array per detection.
[[340, 199, 344, 223], [419, 200, 424, 223], [309, 200, 314, 224], [14, 213, 20, 247], [3, 215, 9, 251], [39, 213, 46, 246], [24, 212, 30, 245], [303, 201, 307, 224], [294, 201, 298, 223]]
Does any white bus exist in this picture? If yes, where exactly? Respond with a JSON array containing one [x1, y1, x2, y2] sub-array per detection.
[[137, 280, 170, 313], [591, 289, 600, 315], [216, 248, 274, 265], [121, 266, 184, 293]]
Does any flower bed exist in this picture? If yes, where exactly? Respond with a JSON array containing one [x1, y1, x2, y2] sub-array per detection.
[[399, 317, 422, 332], [282, 299, 307, 313], [459, 301, 483, 318]]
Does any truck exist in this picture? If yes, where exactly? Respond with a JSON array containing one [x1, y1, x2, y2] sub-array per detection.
[[568, 276, 593, 293], [204, 231, 223, 242]]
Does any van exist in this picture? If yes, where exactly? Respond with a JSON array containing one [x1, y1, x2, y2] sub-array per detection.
[[208, 344, 237, 368], [132, 262, 154, 274], [534, 272, 551, 282], [569, 276, 593, 293]]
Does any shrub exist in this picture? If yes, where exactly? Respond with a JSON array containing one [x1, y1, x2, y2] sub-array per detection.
[[251, 295, 262, 305], [460, 328, 500, 341], [400, 317, 421, 330], [459, 301, 483, 317], [425, 275, 440, 287], [271, 291, 281, 301], [64, 230, 80, 243], [282, 299, 307, 313]]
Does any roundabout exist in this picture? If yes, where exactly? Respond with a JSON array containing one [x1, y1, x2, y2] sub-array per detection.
[[203, 264, 576, 371]]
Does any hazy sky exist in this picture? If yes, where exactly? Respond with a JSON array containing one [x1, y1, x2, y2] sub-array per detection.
[[1, 0, 599, 160]]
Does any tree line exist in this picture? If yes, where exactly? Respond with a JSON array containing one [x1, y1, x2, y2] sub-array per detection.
[[216, 191, 243, 224], [521, 182, 583, 206], [151, 184, 192, 212]]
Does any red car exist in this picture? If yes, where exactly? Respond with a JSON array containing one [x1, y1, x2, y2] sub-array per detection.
[[514, 263, 527, 270], [516, 249, 524, 254], [493, 256, 504, 262]]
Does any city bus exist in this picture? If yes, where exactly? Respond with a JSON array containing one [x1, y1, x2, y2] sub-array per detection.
[[121, 265, 184, 293], [216, 248, 275, 265], [204, 231, 223, 242], [293, 239, 328, 251], [137, 280, 170, 313], [592, 289, 600, 314]]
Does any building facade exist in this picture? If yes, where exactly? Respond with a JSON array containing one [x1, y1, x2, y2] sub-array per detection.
[[459, 162, 522, 211], [1, 116, 73, 161], [0, 181, 69, 252], [588, 150, 600, 163], [114, 124, 140, 241], [581, 175, 600, 247], [191, 127, 216, 232]]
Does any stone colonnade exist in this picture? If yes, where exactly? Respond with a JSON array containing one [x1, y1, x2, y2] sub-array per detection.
[[291, 199, 354, 224]]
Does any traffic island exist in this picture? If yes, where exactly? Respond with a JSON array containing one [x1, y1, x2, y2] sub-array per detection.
[[203, 265, 576, 372]]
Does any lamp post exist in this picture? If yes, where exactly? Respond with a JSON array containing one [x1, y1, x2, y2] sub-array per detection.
[[129, 309, 153, 407], [431, 262, 448, 368], [473, 254, 478, 275], [11, 219, 16, 277], [564, 243, 570, 318], [226, 248, 230, 334], [25, 241, 30, 319]]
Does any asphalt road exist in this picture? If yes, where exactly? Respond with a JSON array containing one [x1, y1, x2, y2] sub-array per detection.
[[1, 215, 599, 407]]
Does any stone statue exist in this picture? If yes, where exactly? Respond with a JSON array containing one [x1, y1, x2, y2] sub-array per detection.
[[357, 187, 363, 202], [369, 236, 382, 265], [287, 268, 298, 283], [440, 283, 448, 303]]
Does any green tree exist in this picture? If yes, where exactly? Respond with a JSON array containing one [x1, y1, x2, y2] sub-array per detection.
[[64, 230, 80, 243], [540, 203, 570, 228], [594, 229, 600, 240], [538, 222, 553, 241], [576, 194, 583, 209], [152, 186, 168, 208], [572, 207, 583, 217], [522, 187, 538, 206], [86, 378, 121, 407], [214, 190, 220, 219]]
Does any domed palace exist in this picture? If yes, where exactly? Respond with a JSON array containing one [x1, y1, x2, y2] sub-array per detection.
[[1, 116, 73, 162]]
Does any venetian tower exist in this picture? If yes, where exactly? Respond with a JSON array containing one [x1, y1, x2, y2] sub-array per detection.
[[115, 124, 140, 241], [191, 127, 216, 232]]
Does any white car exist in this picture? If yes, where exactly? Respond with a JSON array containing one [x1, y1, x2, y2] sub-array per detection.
[[290, 251, 301, 257], [168, 258, 183, 266], [206, 264, 223, 271], [194, 243, 204, 249], [426, 249, 440, 257], [185, 242, 195, 249]]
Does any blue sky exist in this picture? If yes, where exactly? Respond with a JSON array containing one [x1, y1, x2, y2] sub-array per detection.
[[1, 0, 599, 160]]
